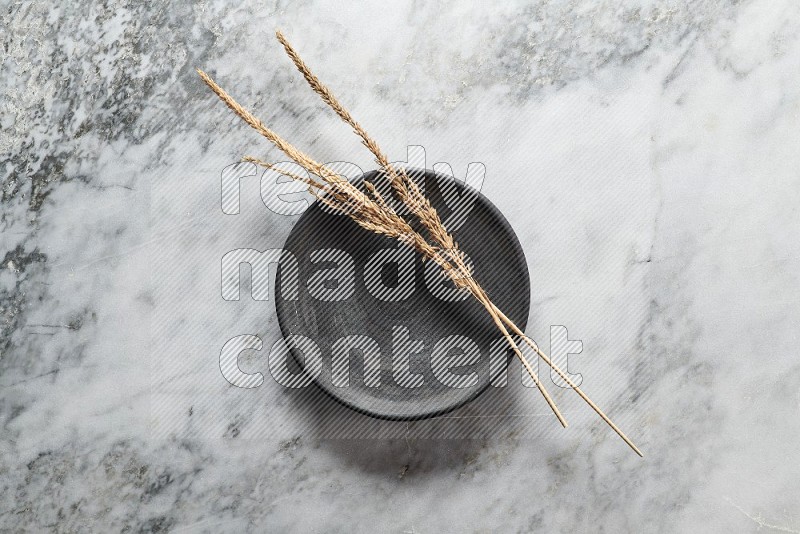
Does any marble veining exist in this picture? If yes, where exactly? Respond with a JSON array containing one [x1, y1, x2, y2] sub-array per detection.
[[2, 0, 800, 532]]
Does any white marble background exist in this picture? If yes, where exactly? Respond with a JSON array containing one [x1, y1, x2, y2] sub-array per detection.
[[2, 0, 800, 532]]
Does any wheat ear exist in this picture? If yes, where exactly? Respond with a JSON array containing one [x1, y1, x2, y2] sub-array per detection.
[[273, 31, 568, 429], [274, 31, 644, 455]]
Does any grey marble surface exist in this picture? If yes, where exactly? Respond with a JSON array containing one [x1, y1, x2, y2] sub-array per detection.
[[2, 1, 800, 532]]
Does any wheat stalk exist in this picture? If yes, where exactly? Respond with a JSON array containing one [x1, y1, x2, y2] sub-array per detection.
[[272, 32, 643, 456], [197, 35, 642, 454], [275, 33, 572, 428]]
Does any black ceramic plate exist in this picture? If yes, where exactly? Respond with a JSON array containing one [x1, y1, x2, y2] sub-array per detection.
[[275, 168, 530, 420]]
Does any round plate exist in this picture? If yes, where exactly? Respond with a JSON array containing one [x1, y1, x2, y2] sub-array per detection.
[[275, 168, 530, 420]]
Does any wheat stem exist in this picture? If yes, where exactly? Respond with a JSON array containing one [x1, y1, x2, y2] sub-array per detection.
[[199, 42, 643, 453], [275, 31, 645, 454], [490, 302, 643, 456], [273, 31, 567, 428]]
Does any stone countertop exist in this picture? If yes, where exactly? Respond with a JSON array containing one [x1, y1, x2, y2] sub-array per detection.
[[2, 1, 800, 532]]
